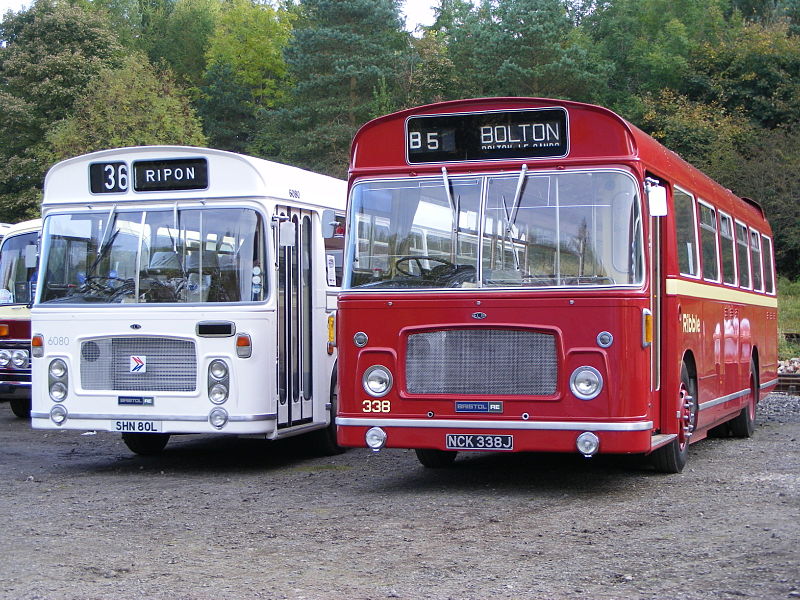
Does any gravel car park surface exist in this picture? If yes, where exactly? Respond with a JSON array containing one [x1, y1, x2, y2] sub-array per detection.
[[1, 393, 798, 600]]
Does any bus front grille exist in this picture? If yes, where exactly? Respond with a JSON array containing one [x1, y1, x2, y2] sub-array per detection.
[[406, 329, 557, 396], [80, 337, 197, 392]]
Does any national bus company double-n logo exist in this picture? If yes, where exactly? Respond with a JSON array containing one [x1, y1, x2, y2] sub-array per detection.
[[130, 356, 146, 373]]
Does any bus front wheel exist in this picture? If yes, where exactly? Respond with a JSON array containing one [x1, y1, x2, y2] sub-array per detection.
[[10, 397, 31, 419], [415, 448, 457, 468], [652, 363, 697, 474], [122, 433, 170, 455]]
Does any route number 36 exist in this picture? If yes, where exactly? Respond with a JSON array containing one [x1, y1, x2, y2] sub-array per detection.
[[362, 400, 391, 413]]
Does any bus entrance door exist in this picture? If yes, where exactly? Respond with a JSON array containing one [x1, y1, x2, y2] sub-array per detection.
[[276, 207, 315, 428]]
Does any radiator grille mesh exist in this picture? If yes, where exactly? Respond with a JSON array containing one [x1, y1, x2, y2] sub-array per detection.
[[406, 329, 557, 396], [80, 337, 196, 392]]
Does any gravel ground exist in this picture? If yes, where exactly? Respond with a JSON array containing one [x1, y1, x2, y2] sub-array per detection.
[[0, 393, 798, 600]]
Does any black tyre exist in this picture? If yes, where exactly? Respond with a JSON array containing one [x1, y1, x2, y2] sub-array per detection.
[[9, 397, 31, 419], [122, 433, 170, 455], [314, 378, 346, 456], [729, 359, 757, 438], [652, 362, 697, 474], [415, 448, 457, 468]]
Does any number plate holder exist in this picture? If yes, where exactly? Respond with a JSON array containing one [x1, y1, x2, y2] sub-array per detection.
[[445, 433, 513, 451]]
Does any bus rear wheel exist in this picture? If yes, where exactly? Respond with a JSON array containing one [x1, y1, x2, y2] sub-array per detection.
[[729, 359, 757, 438], [415, 448, 457, 468], [652, 363, 697, 474], [122, 433, 170, 455]]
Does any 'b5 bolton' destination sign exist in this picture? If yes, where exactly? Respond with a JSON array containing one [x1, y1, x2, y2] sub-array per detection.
[[406, 107, 569, 164]]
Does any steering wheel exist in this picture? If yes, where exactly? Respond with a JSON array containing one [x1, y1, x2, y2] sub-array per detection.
[[395, 255, 457, 278]]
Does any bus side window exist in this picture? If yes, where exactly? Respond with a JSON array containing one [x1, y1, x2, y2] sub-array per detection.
[[762, 234, 775, 294], [673, 188, 699, 277], [719, 212, 736, 286], [735, 222, 750, 289], [750, 229, 763, 292], [323, 214, 345, 287], [698, 201, 719, 282]]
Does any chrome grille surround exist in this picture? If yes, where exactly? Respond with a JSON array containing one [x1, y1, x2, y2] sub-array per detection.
[[406, 328, 557, 396], [80, 336, 197, 392]]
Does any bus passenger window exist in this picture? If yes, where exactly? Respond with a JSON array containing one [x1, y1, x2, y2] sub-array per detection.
[[736, 222, 750, 289], [762, 234, 775, 294], [750, 230, 763, 291], [719, 213, 736, 285], [698, 202, 719, 282], [673, 189, 698, 277]]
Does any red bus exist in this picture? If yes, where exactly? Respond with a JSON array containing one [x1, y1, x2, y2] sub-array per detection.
[[335, 98, 778, 473]]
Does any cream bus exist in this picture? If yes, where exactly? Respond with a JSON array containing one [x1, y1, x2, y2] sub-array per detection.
[[31, 146, 346, 455]]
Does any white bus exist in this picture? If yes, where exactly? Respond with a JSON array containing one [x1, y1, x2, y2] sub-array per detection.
[[31, 146, 346, 455]]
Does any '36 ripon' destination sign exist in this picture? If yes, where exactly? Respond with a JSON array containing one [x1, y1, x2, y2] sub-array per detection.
[[89, 158, 209, 194], [406, 107, 569, 164]]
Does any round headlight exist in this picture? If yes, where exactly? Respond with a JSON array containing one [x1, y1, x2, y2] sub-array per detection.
[[209, 359, 228, 380], [363, 365, 392, 397], [209, 407, 228, 429], [11, 349, 28, 368], [209, 383, 229, 404], [49, 359, 67, 379], [365, 426, 387, 451], [0, 350, 11, 367], [50, 381, 68, 402], [50, 404, 68, 425], [353, 332, 368, 348], [570, 366, 603, 400]]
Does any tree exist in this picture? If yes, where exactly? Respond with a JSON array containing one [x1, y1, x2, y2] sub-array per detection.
[[252, 0, 409, 177], [438, 0, 613, 102], [45, 54, 207, 162], [197, 61, 257, 153], [148, 0, 221, 89], [688, 21, 800, 129], [0, 0, 123, 221]]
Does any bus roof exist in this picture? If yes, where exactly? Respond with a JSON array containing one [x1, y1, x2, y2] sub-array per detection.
[[350, 97, 765, 230], [1, 218, 41, 241], [43, 146, 346, 212]]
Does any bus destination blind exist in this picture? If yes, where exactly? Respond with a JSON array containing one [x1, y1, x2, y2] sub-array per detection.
[[406, 108, 568, 164], [133, 158, 208, 192]]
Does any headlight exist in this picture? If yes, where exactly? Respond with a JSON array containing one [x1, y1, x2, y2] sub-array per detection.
[[50, 381, 68, 402], [11, 349, 28, 368], [209, 383, 229, 404], [209, 407, 228, 429], [49, 359, 67, 379], [570, 366, 603, 400], [209, 359, 228, 380], [363, 365, 392, 397], [0, 350, 10, 367]]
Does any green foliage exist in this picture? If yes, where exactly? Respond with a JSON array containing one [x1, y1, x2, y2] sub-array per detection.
[[778, 277, 800, 358], [0, 0, 123, 220], [150, 0, 220, 88], [197, 61, 257, 153], [45, 54, 207, 161], [253, 0, 407, 177], [205, 0, 292, 106]]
